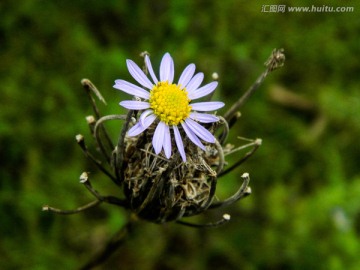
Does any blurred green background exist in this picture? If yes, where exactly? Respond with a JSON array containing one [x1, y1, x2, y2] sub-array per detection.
[[1, 0, 360, 269]]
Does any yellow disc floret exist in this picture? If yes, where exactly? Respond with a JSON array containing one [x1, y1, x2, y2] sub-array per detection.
[[149, 81, 191, 126]]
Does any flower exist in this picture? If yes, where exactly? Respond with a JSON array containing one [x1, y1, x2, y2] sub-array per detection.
[[114, 52, 224, 162]]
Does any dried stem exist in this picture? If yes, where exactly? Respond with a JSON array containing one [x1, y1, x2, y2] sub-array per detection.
[[115, 110, 133, 182], [176, 213, 231, 228], [218, 138, 262, 178], [81, 79, 114, 153], [223, 48, 285, 123], [42, 200, 102, 215], [214, 139, 225, 174], [217, 116, 229, 145], [225, 138, 261, 156], [42, 172, 128, 215], [81, 174, 127, 207], [210, 173, 251, 209], [75, 135, 117, 182], [94, 114, 127, 174]]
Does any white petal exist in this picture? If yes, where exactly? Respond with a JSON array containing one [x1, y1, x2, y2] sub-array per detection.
[[152, 121, 166, 154], [126, 59, 154, 89], [186, 72, 204, 94], [178, 64, 196, 89], [139, 109, 154, 125], [119, 100, 150, 110], [163, 125, 172, 158], [191, 101, 225, 111], [114, 79, 150, 99], [160, 53, 174, 83], [173, 125, 186, 161], [190, 112, 219, 123], [128, 122, 147, 137], [181, 122, 205, 150], [185, 118, 215, 143], [188, 81, 218, 100], [145, 55, 158, 84]]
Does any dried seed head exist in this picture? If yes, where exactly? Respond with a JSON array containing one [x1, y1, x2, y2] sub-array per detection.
[[75, 134, 84, 143], [121, 125, 221, 223], [223, 214, 231, 221], [212, 72, 219, 80], [265, 48, 285, 72], [79, 172, 89, 183], [86, 115, 96, 124]]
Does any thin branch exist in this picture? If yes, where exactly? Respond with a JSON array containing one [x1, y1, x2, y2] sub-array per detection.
[[176, 213, 231, 228], [225, 138, 261, 156], [81, 78, 107, 106], [81, 173, 127, 207], [115, 110, 133, 182], [42, 200, 102, 215], [218, 138, 262, 178], [223, 48, 285, 123], [214, 139, 225, 174], [209, 173, 251, 209], [75, 134, 117, 182], [93, 114, 127, 168], [217, 116, 229, 145], [81, 78, 114, 153]]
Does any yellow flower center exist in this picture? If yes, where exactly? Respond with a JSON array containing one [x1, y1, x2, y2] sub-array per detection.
[[149, 81, 191, 126]]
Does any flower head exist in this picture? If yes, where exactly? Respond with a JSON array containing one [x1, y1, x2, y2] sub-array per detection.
[[114, 53, 224, 161]]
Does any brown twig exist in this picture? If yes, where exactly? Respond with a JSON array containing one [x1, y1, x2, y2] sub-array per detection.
[[223, 48, 285, 124]]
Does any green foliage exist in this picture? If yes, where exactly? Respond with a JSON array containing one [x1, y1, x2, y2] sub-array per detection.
[[1, 0, 359, 269]]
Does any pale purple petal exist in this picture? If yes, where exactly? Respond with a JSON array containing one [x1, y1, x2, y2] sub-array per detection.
[[191, 101, 225, 111], [126, 59, 154, 89], [186, 73, 204, 94], [163, 125, 172, 158], [181, 122, 205, 150], [139, 109, 154, 125], [185, 118, 215, 143], [114, 79, 150, 99], [190, 112, 219, 123], [178, 64, 196, 89], [188, 81, 218, 100], [142, 114, 157, 128], [145, 55, 158, 84], [173, 125, 186, 161], [119, 100, 150, 110], [128, 122, 147, 137], [160, 53, 174, 83], [152, 121, 166, 154]]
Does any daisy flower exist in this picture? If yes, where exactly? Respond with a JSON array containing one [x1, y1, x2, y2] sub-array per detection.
[[114, 52, 224, 162]]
